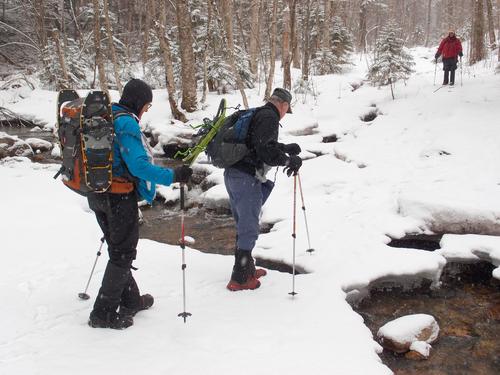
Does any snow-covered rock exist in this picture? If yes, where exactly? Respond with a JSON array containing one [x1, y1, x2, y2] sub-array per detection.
[[200, 184, 230, 211], [439, 234, 500, 279], [399, 195, 500, 235], [25, 137, 52, 152], [377, 314, 439, 354], [51, 143, 61, 158], [409, 340, 432, 358], [0, 132, 33, 158]]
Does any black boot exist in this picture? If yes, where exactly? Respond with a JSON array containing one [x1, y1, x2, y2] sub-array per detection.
[[450, 70, 456, 86], [88, 310, 133, 329], [119, 274, 154, 317], [247, 251, 267, 279], [443, 70, 449, 85], [88, 261, 133, 329], [227, 249, 260, 291]]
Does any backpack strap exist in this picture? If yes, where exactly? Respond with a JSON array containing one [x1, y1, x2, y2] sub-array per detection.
[[113, 109, 134, 121], [111, 108, 140, 188]]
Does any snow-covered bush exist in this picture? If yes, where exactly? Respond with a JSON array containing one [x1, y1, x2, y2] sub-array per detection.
[[39, 38, 91, 90]]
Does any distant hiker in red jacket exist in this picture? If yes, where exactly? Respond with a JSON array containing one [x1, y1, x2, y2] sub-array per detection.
[[435, 31, 463, 86]]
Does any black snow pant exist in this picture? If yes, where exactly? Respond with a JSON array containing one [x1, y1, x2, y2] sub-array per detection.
[[442, 57, 458, 85], [87, 191, 141, 316]]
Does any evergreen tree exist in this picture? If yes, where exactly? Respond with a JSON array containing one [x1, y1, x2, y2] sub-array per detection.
[[311, 16, 353, 75], [204, 0, 253, 93], [367, 22, 415, 99]]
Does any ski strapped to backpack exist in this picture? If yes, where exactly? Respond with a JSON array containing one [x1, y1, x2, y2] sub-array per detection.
[[54, 90, 134, 195], [175, 98, 259, 168]]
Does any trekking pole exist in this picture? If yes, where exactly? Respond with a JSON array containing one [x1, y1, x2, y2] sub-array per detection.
[[433, 59, 437, 86], [178, 183, 192, 323], [297, 172, 314, 254], [78, 236, 105, 300], [460, 57, 463, 87], [289, 173, 298, 297]]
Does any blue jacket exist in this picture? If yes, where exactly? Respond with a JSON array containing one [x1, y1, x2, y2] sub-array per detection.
[[112, 104, 174, 203]]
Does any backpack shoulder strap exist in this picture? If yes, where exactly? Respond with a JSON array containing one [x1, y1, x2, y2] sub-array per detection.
[[113, 109, 134, 120]]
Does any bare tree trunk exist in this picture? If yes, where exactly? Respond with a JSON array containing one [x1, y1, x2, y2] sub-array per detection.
[[218, 0, 249, 108], [301, 0, 311, 81], [470, 0, 485, 64], [35, 0, 48, 51], [201, 0, 213, 103], [359, 0, 367, 52], [424, 0, 432, 47], [138, 3, 144, 72], [92, 0, 108, 92], [321, 0, 331, 49], [291, 0, 300, 69], [125, 2, 133, 62], [248, 0, 260, 75], [282, 0, 292, 90], [59, 0, 68, 48], [69, 0, 84, 47], [264, 0, 278, 100], [142, 3, 151, 71], [485, 0, 497, 49], [176, 0, 198, 112], [52, 29, 69, 89], [150, 0, 186, 122], [235, 9, 247, 53], [103, 0, 122, 94], [498, 0, 500, 61]]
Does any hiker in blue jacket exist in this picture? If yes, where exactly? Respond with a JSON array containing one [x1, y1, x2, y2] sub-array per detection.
[[225, 88, 302, 291], [87, 79, 192, 329]]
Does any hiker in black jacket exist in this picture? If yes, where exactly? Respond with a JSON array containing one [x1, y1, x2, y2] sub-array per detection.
[[225, 88, 302, 291]]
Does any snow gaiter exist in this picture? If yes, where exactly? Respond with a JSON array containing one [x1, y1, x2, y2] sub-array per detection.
[[450, 70, 456, 85], [230, 249, 253, 284], [120, 273, 141, 309], [443, 70, 450, 85], [92, 261, 131, 315]]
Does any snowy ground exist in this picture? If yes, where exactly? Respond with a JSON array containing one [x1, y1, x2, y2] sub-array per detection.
[[2, 49, 500, 374]]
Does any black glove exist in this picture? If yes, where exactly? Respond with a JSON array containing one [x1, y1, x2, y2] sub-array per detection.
[[434, 53, 440, 61], [174, 165, 193, 183], [284, 155, 302, 177], [283, 143, 301, 156], [458, 51, 463, 57]]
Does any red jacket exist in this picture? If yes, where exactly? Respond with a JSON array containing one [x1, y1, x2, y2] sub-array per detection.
[[436, 36, 463, 59]]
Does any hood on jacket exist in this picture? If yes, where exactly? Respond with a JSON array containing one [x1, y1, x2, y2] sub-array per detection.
[[118, 79, 153, 117]]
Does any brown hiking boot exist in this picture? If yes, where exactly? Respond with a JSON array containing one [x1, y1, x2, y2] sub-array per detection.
[[227, 276, 261, 291], [254, 268, 267, 278], [248, 256, 267, 279]]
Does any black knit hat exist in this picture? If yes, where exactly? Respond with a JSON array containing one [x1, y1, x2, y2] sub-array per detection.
[[119, 79, 153, 117]]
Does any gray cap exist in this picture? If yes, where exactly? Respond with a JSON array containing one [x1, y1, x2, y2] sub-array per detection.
[[271, 88, 293, 113]]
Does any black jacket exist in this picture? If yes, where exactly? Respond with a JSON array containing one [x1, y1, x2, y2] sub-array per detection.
[[233, 102, 289, 176]]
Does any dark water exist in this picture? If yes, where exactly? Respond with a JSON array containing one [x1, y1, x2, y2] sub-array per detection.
[[0, 125, 56, 143], [356, 262, 500, 375], [139, 204, 236, 255]]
